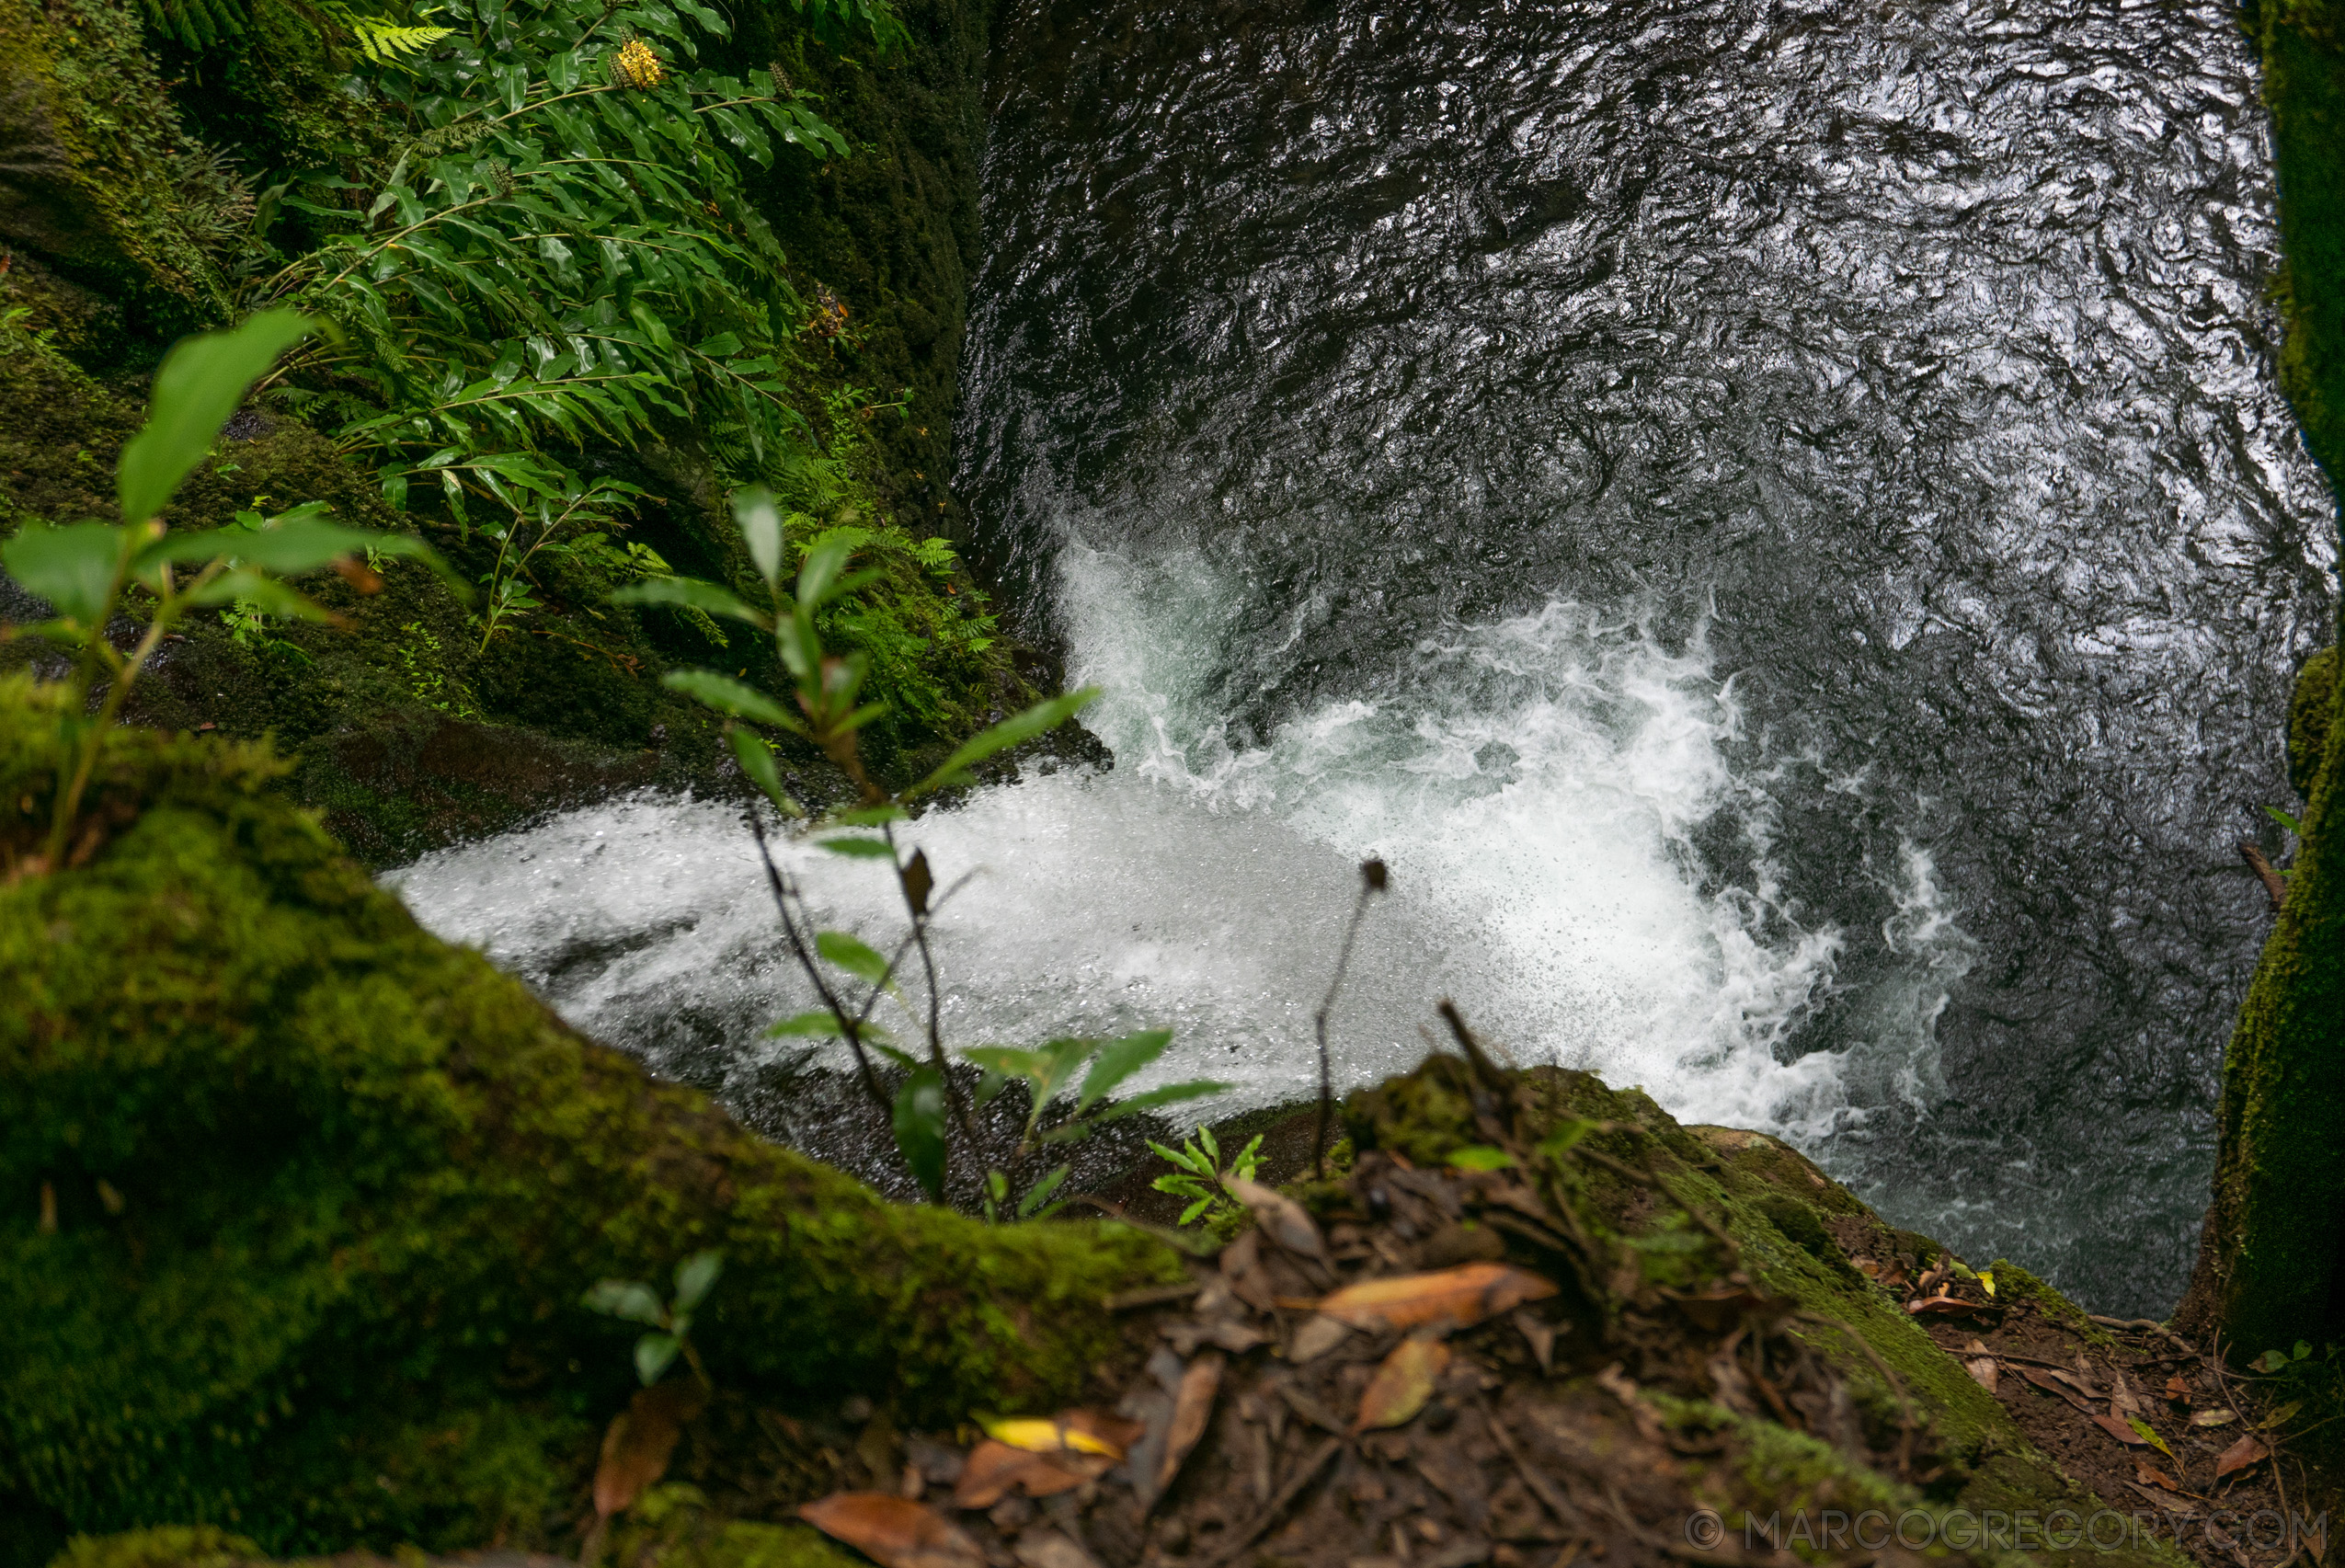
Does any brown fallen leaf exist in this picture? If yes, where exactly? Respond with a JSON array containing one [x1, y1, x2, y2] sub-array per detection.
[[1514, 1309, 1557, 1375], [2128, 1481, 2199, 1516], [1220, 1229, 1280, 1313], [2015, 1365, 2098, 1413], [1288, 1313, 1355, 1364], [1158, 1352, 1223, 1493], [594, 1379, 709, 1519], [2090, 1412, 2149, 1448], [1356, 1336, 1452, 1432], [1905, 1294, 1989, 1318], [2133, 1459, 2180, 1492], [951, 1441, 1107, 1508], [2165, 1373, 2191, 1404], [1314, 1264, 1558, 1333], [801, 1493, 988, 1568], [2214, 1433, 2271, 1480], [2191, 1408, 2238, 1427], [1223, 1175, 1333, 1271], [1964, 1356, 1998, 1394]]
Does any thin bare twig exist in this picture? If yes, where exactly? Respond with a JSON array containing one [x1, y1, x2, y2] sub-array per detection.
[[2238, 841, 2288, 911], [1312, 859, 1387, 1178], [1436, 997, 1510, 1093]]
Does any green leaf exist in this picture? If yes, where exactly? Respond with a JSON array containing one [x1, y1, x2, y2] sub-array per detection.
[[728, 727, 805, 817], [150, 518, 458, 592], [1033, 1036, 1102, 1103], [120, 313, 316, 525], [817, 836, 898, 859], [662, 669, 795, 728], [1077, 1028, 1172, 1113], [830, 806, 908, 827], [1090, 1080, 1231, 1122], [634, 1332, 681, 1386], [1178, 1196, 1213, 1227], [907, 687, 1101, 798], [960, 1046, 1047, 1084], [1447, 1146, 1518, 1172], [183, 570, 332, 622], [734, 485, 784, 589], [2126, 1416, 2173, 1459], [2251, 1349, 2293, 1374], [1018, 1164, 1071, 1219], [893, 1065, 948, 1202], [672, 1250, 723, 1312], [816, 930, 893, 987], [766, 1011, 849, 1038], [614, 576, 767, 626], [796, 532, 853, 609], [973, 1069, 1008, 1109], [582, 1279, 666, 1326], [1536, 1118, 1599, 1160], [1, 522, 124, 623], [2263, 805, 2305, 836]]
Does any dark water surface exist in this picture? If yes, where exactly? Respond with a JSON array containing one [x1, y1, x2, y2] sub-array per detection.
[[955, 0, 2338, 1312]]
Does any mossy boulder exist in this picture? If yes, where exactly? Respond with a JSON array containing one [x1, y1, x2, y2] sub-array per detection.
[[0, 0, 234, 331], [0, 676, 1182, 1561], [1343, 1055, 2178, 1567]]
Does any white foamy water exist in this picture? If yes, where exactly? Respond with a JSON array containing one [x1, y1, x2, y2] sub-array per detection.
[[386, 542, 1972, 1143]]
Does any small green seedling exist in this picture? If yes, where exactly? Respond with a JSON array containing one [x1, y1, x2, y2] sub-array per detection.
[[583, 1250, 723, 1386], [1149, 1125, 1264, 1228]]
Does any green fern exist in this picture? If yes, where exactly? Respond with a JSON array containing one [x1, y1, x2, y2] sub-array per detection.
[[140, 0, 247, 51], [343, 14, 456, 63]]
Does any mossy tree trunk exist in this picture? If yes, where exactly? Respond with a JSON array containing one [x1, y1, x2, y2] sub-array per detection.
[[2176, 643, 2344, 1356]]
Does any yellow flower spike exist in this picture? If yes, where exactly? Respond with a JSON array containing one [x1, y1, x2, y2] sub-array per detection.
[[612, 38, 665, 90]]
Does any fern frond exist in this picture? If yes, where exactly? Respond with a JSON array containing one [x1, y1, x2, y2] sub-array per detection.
[[346, 16, 456, 63], [140, 0, 248, 51]]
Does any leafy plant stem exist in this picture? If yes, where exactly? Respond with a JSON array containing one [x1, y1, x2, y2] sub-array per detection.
[[743, 805, 891, 1118], [888, 823, 975, 1139]]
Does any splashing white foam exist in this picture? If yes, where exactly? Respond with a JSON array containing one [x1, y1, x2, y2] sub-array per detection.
[[387, 541, 1968, 1140]]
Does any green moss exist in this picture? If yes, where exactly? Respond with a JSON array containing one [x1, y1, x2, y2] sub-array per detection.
[[2178, 634, 2345, 1353], [2293, 644, 2339, 798], [43, 1529, 260, 1568], [611, 1488, 866, 1568], [2255, 0, 2345, 487], [0, 0, 232, 331], [1979, 1262, 2113, 1349], [0, 677, 1182, 1554]]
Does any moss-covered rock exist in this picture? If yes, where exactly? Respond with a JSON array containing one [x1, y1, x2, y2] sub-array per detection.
[[1343, 1054, 2175, 1564], [0, 676, 1182, 1559], [0, 0, 234, 331]]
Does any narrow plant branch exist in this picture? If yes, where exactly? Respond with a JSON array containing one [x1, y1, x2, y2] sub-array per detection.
[[744, 806, 890, 1116], [1312, 857, 1388, 1178]]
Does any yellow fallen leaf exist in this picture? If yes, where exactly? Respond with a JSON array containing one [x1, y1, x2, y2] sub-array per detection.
[[1355, 1336, 1450, 1431], [1979, 1271, 1995, 1297], [979, 1413, 1135, 1459]]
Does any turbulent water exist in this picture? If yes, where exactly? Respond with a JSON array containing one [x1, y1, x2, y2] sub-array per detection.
[[390, 0, 2338, 1315]]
